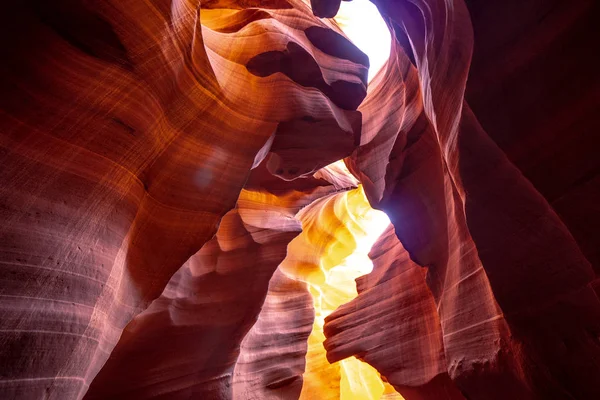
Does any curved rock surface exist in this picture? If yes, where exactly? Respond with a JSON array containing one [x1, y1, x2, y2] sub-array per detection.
[[83, 166, 332, 399], [324, 225, 464, 400], [1, 0, 599, 399]]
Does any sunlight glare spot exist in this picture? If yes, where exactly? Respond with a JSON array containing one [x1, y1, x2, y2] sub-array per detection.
[[335, 0, 391, 81]]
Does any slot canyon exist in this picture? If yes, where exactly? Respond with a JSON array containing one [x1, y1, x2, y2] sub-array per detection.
[[1, 0, 599, 399]]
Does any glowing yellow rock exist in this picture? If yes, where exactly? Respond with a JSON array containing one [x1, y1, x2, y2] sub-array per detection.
[[281, 181, 400, 399]]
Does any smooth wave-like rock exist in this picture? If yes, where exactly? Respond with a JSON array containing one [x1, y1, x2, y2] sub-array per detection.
[[0, 1, 365, 398], [1, 0, 599, 399], [338, 0, 599, 398], [232, 269, 313, 400], [279, 185, 396, 400], [324, 226, 464, 400], [83, 168, 329, 399]]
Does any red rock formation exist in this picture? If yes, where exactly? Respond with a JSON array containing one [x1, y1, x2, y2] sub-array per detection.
[[325, 225, 465, 400], [0, 1, 363, 398], [232, 268, 314, 400], [1, 0, 599, 399], [83, 169, 328, 399], [334, 0, 599, 398]]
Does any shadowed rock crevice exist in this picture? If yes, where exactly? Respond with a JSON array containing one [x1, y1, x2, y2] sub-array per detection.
[[28, 0, 133, 70], [246, 41, 366, 110], [305, 26, 370, 71], [267, 113, 361, 181], [310, 0, 342, 18]]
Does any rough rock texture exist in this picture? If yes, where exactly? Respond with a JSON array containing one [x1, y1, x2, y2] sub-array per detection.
[[1, 0, 599, 399]]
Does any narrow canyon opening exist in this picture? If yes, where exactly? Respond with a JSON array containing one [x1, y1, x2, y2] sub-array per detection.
[[279, 161, 394, 399], [335, 0, 392, 82]]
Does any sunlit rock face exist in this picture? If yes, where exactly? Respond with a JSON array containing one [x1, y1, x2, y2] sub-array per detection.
[[1, 1, 599, 400], [280, 182, 393, 400]]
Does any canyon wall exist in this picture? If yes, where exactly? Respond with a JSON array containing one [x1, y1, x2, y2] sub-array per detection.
[[1, 0, 598, 399]]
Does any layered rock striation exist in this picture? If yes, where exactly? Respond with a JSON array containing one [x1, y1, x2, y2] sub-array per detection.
[[1, 0, 599, 399]]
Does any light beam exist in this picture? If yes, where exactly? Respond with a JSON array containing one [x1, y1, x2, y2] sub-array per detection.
[[335, 0, 392, 81]]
